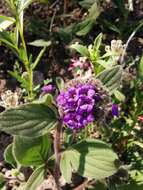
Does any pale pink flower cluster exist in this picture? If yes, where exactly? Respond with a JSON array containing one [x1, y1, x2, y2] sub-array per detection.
[[68, 57, 93, 78]]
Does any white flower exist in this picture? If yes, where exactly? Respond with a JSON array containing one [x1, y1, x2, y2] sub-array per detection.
[[0, 90, 21, 108]]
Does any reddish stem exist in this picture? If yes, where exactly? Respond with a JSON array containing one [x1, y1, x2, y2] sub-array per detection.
[[54, 121, 62, 190]]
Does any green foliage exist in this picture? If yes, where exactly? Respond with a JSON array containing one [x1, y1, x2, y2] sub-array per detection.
[[139, 55, 143, 77], [114, 90, 125, 102], [0, 15, 15, 31], [56, 77, 65, 91], [60, 150, 73, 183], [13, 135, 51, 166], [4, 144, 17, 167], [117, 183, 143, 190], [0, 103, 58, 137], [96, 66, 122, 93], [0, 31, 18, 54], [0, 173, 6, 187], [76, 1, 102, 36], [70, 43, 90, 57], [28, 39, 51, 47], [79, 0, 99, 9], [60, 139, 119, 182], [24, 165, 46, 190]]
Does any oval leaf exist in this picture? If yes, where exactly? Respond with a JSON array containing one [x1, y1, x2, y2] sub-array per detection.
[[0, 103, 58, 137], [13, 135, 51, 166], [28, 40, 51, 47], [70, 43, 90, 57], [61, 139, 119, 180]]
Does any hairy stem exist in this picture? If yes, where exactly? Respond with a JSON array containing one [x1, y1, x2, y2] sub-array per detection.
[[54, 121, 62, 190]]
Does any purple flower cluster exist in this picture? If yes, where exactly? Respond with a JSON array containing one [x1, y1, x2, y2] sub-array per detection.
[[42, 84, 55, 94], [112, 104, 119, 117], [56, 83, 101, 129]]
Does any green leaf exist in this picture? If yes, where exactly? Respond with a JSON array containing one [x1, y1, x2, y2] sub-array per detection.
[[103, 20, 121, 34], [114, 90, 125, 102], [13, 134, 51, 166], [56, 77, 65, 91], [60, 150, 73, 183], [139, 55, 143, 76], [0, 31, 18, 54], [34, 94, 53, 106], [76, 2, 101, 36], [117, 182, 143, 190], [0, 172, 5, 186], [4, 144, 17, 167], [0, 15, 15, 31], [9, 70, 29, 91], [24, 165, 46, 190], [79, 0, 97, 9], [88, 2, 101, 20], [70, 43, 90, 57], [61, 139, 119, 180], [32, 46, 47, 69], [18, 0, 34, 13], [76, 19, 94, 36], [0, 103, 58, 137], [133, 141, 143, 149], [19, 47, 27, 62], [96, 66, 122, 94], [28, 39, 51, 47], [93, 33, 102, 51], [130, 170, 143, 183]]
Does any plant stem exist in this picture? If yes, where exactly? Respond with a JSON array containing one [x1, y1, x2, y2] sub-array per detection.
[[28, 67, 33, 99], [54, 121, 62, 190], [19, 28, 33, 99]]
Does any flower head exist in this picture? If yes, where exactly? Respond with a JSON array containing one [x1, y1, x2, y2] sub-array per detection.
[[68, 57, 93, 78], [42, 84, 55, 94], [56, 79, 110, 130], [112, 104, 119, 117], [0, 90, 21, 108]]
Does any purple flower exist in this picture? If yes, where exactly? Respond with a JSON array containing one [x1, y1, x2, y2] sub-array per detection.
[[56, 83, 102, 130], [112, 104, 119, 117], [42, 84, 55, 94]]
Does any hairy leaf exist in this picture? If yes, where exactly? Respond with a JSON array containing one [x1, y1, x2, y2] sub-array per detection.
[[0, 103, 58, 137], [4, 144, 17, 167], [96, 66, 122, 94], [60, 150, 73, 183], [24, 165, 45, 190], [13, 135, 51, 166], [61, 139, 119, 180]]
